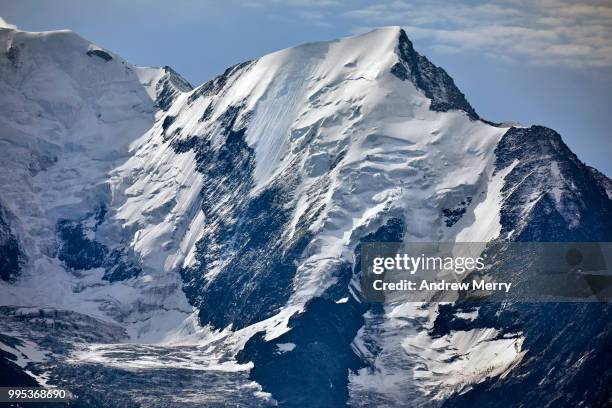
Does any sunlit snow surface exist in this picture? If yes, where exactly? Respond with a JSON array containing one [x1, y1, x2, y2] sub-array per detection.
[[349, 304, 524, 406], [0, 24, 531, 405]]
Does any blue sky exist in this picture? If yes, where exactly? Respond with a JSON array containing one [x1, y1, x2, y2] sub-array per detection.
[[1, 0, 611, 176]]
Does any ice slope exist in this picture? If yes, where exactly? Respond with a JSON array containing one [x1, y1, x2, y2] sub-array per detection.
[[0, 27, 148, 261], [0, 25, 197, 341]]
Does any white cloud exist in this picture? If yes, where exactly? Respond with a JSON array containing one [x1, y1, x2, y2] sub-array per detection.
[[245, 0, 340, 7], [344, 0, 612, 69]]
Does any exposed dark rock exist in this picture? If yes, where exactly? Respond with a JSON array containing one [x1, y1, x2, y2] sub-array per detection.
[[199, 102, 214, 123], [0, 204, 25, 282], [86, 49, 112, 62], [0, 348, 39, 387], [442, 197, 473, 227], [177, 104, 314, 330], [160, 115, 176, 140], [495, 126, 612, 241], [161, 115, 175, 132], [155, 66, 193, 111], [439, 125, 612, 408], [5, 44, 19, 66], [162, 66, 193, 92], [57, 220, 107, 271], [170, 135, 199, 153], [57, 217, 140, 282], [588, 166, 612, 199], [392, 29, 478, 120], [187, 60, 253, 104], [238, 218, 404, 407]]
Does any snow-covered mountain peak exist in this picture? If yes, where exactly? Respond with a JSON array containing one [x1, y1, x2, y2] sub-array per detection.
[[0, 24, 194, 338], [150, 26, 511, 335], [173, 26, 481, 192], [136, 65, 193, 110], [0, 16, 17, 30], [1, 21, 611, 407]]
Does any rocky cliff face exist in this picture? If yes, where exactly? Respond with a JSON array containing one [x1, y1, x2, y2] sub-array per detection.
[[0, 23, 610, 407], [439, 125, 612, 407]]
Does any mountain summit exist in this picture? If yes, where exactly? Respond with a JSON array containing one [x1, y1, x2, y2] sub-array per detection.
[[1, 23, 611, 407]]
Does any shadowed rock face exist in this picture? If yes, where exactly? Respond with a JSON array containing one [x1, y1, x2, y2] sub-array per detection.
[[238, 218, 404, 408], [0, 347, 39, 387], [392, 29, 479, 120], [439, 125, 612, 408], [0, 204, 24, 282], [86, 49, 112, 62], [495, 125, 612, 241], [178, 107, 314, 329], [172, 102, 306, 330], [57, 210, 141, 283], [156, 66, 194, 111]]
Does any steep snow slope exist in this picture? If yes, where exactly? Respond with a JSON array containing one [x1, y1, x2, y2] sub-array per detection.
[[0, 28, 146, 277], [159, 27, 509, 326], [0, 25, 200, 341], [1, 22, 611, 407], [106, 26, 522, 406]]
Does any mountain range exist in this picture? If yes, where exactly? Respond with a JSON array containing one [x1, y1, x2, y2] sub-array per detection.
[[0, 22, 611, 407]]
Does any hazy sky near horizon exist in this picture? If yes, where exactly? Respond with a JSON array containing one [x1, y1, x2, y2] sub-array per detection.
[[1, 0, 611, 176]]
